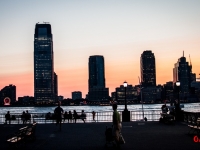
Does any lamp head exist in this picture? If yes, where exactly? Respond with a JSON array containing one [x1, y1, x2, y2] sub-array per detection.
[[176, 81, 180, 86]]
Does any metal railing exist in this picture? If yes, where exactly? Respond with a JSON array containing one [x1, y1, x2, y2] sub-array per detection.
[[0, 110, 162, 124]]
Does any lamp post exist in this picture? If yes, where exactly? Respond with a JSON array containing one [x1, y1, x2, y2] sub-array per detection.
[[175, 81, 181, 121], [176, 81, 180, 105], [122, 81, 130, 122], [124, 81, 128, 111]]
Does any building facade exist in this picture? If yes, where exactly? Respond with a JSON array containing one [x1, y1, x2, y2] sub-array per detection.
[[140, 50, 156, 87], [0, 84, 16, 105], [114, 84, 138, 104], [173, 53, 193, 97], [34, 23, 55, 104], [88, 55, 109, 101], [72, 91, 82, 100]]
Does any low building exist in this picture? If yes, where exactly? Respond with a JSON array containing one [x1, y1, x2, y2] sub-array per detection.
[[72, 91, 82, 100], [0, 84, 16, 105], [114, 84, 138, 104]]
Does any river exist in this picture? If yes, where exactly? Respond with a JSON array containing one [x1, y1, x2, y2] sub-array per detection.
[[0, 103, 200, 114]]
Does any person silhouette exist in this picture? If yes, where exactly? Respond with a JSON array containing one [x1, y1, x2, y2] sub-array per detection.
[[54, 102, 64, 131]]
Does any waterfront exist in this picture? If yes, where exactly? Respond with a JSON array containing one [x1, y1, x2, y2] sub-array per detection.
[[1, 103, 200, 114]]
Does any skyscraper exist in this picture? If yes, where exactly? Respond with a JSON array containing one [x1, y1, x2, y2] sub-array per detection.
[[140, 50, 156, 87], [34, 23, 54, 104], [173, 52, 193, 95], [88, 55, 109, 101]]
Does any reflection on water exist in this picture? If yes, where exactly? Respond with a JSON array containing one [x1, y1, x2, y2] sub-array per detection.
[[0, 103, 199, 114]]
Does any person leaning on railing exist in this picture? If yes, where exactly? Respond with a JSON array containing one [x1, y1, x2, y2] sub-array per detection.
[[5, 111, 11, 124]]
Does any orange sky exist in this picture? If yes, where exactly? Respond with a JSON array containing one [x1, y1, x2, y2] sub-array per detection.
[[0, 1, 200, 99]]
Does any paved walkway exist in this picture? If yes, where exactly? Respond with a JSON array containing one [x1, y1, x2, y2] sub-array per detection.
[[1, 121, 199, 150]]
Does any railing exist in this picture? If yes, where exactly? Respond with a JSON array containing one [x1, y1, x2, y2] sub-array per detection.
[[183, 111, 200, 124], [0, 110, 162, 124]]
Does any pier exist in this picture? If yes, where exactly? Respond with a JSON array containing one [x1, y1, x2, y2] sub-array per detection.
[[1, 121, 199, 150]]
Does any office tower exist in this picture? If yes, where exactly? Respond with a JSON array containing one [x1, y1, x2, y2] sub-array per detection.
[[88, 55, 109, 101], [0, 84, 16, 105], [34, 23, 54, 104], [72, 91, 82, 100], [140, 50, 156, 87], [173, 52, 193, 95]]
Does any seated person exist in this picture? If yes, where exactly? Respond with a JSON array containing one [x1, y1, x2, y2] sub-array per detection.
[[68, 111, 72, 123], [73, 110, 79, 123], [63, 111, 68, 122], [80, 110, 86, 123], [161, 104, 168, 113], [46, 112, 51, 119]]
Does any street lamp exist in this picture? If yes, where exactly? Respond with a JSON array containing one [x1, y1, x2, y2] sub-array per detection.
[[123, 81, 128, 111], [122, 81, 130, 122], [175, 81, 181, 121], [176, 81, 180, 105]]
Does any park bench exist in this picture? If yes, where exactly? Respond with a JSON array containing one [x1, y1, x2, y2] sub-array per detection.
[[73, 114, 87, 123], [188, 117, 200, 135], [159, 113, 175, 124], [25, 122, 37, 141], [6, 122, 37, 148], [6, 126, 28, 148], [5, 115, 17, 124]]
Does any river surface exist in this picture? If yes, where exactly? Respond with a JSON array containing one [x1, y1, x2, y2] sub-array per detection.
[[0, 103, 200, 114]]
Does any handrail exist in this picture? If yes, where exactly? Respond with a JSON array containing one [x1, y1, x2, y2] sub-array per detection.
[[0, 110, 162, 124]]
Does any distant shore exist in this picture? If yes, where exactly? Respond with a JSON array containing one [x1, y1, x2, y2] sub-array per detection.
[[1, 101, 199, 107]]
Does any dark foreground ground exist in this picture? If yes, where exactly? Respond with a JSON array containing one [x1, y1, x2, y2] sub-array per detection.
[[0, 121, 199, 150]]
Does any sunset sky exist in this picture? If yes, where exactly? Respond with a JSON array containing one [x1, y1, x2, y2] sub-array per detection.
[[0, 0, 200, 99]]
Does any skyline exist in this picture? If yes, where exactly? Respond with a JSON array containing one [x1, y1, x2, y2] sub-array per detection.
[[0, 0, 200, 98]]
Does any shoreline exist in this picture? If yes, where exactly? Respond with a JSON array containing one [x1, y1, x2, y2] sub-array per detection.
[[0, 101, 199, 107]]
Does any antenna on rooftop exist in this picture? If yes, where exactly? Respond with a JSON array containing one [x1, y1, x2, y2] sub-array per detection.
[[189, 54, 192, 67]]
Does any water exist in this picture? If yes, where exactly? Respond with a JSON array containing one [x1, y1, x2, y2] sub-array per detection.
[[0, 103, 200, 114]]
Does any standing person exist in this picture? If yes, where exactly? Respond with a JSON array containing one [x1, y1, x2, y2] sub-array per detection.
[[92, 111, 96, 122], [5, 111, 11, 124], [25, 110, 31, 123], [21, 111, 26, 124], [54, 102, 64, 131], [112, 103, 121, 148], [68, 111, 72, 123]]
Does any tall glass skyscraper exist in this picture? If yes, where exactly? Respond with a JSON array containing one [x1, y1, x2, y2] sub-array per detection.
[[88, 55, 109, 101], [34, 23, 54, 104], [89, 55, 105, 89], [140, 50, 156, 87], [173, 52, 193, 95]]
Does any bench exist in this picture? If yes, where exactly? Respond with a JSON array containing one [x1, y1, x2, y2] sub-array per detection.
[[25, 122, 37, 141], [6, 122, 37, 148], [188, 117, 200, 135], [6, 126, 28, 148], [159, 113, 175, 124], [5, 115, 17, 124], [73, 114, 86, 123]]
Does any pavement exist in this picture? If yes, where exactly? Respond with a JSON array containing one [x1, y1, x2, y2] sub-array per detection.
[[0, 121, 199, 150]]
